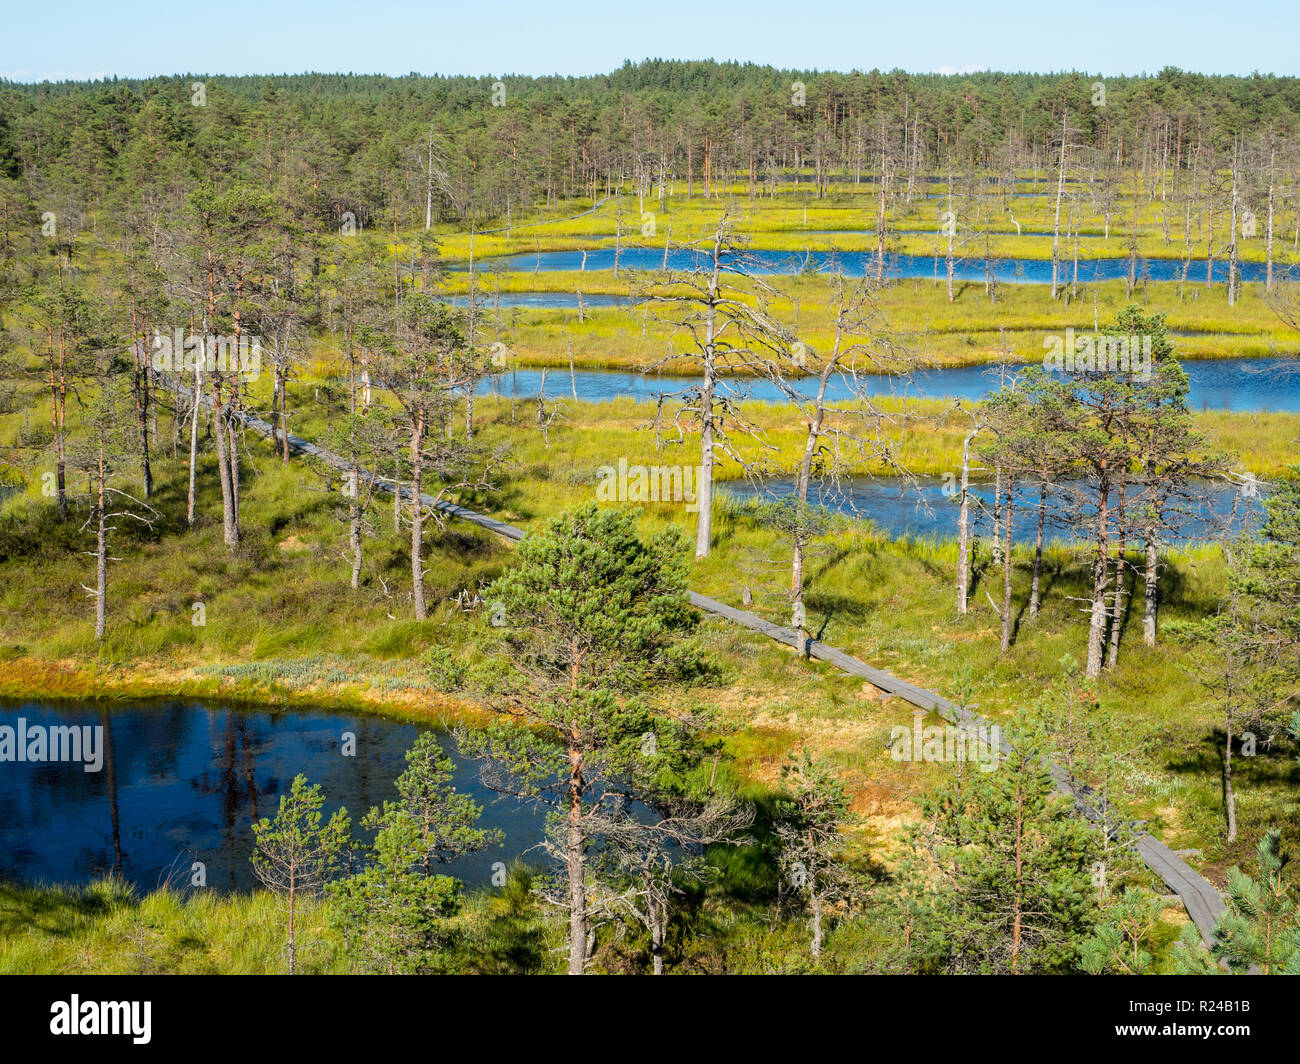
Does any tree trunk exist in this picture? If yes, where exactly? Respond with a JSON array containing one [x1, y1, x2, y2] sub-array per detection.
[[694, 376, 716, 556], [1206, 188, 1215, 289], [1142, 534, 1158, 647], [1000, 483, 1013, 652], [94, 450, 107, 641], [1051, 110, 1067, 299], [410, 411, 426, 621], [1105, 473, 1128, 670], [876, 143, 887, 282], [227, 300, 244, 527], [49, 359, 67, 518], [187, 361, 200, 527], [1228, 151, 1240, 308], [1085, 474, 1111, 679], [566, 749, 587, 975], [649, 898, 665, 976], [790, 526, 807, 636], [1224, 703, 1237, 843], [944, 175, 955, 302], [992, 465, 1003, 564], [131, 338, 153, 498], [810, 888, 824, 958], [1011, 793, 1025, 974], [228, 393, 241, 526], [695, 251, 721, 559], [957, 430, 977, 615], [1106, 549, 1125, 670], [1265, 149, 1276, 293], [349, 466, 363, 590], [287, 882, 296, 975], [792, 374, 830, 654], [425, 130, 435, 231], [1127, 192, 1138, 298], [613, 212, 621, 277], [278, 367, 291, 463], [1029, 480, 1047, 617], [1070, 200, 1080, 299], [210, 382, 239, 550]]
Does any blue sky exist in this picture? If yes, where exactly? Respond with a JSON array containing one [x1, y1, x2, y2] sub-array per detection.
[[3, 0, 1297, 82]]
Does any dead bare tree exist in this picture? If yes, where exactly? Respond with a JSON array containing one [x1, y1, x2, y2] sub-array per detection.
[[639, 209, 796, 559], [759, 271, 920, 645], [589, 794, 753, 975]]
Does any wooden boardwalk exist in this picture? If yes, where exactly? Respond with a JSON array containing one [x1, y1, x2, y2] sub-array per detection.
[[221, 397, 1226, 949], [686, 592, 1227, 948]]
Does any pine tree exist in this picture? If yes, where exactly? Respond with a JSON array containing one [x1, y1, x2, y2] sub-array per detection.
[[913, 721, 1099, 973], [251, 775, 352, 974], [330, 815, 464, 974], [772, 748, 862, 960], [1211, 829, 1299, 974], [371, 731, 503, 872], [330, 733, 501, 973], [1171, 922, 1222, 974], [1079, 887, 1165, 974], [458, 503, 702, 974]]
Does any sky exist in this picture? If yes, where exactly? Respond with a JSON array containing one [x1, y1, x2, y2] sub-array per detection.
[[3, 0, 1297, 82]]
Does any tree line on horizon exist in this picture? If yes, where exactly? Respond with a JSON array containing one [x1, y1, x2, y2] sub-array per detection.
[[3, 62, 1300, 239]]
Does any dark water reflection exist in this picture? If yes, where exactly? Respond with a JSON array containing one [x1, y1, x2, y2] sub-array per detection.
[[0, 702, 541, 893]]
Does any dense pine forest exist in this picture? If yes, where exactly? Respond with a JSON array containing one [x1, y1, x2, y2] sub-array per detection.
[[5, 63, 1300, 234]]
